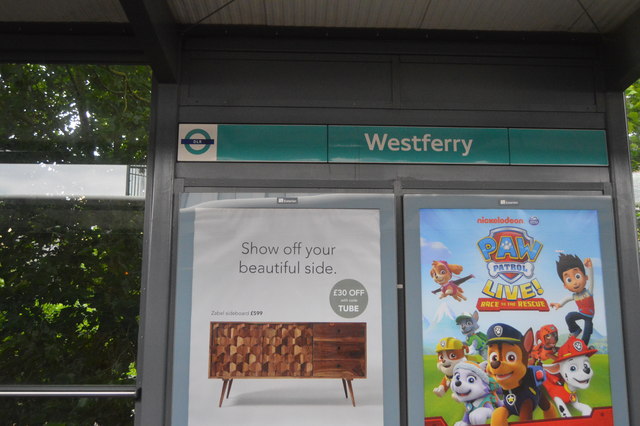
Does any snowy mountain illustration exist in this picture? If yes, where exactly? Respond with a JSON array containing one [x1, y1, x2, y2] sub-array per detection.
[[422, 315, 430, 330], [423, 301, 463, 354], [432, 301, 456, 323], [590, 327, 606, 341]]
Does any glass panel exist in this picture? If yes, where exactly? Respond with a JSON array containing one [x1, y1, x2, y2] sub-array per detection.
[[0, 64, 150, 385], [0, 397, 134, 425], [180, 192, 313, 208], [0, 198, 142, 385]]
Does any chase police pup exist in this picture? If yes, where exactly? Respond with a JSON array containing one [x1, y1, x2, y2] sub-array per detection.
[[485, 323, 557, 425]]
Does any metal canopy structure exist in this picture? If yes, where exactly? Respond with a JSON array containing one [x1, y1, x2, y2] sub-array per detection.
[[1, 0, 640, 88], [4, 2, 640, 426]]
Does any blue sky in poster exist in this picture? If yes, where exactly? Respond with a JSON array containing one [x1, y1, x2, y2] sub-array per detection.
[[419, 208, 609, 354]]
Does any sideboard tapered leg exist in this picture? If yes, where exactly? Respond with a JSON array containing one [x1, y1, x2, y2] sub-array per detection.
[[346, 379, 356, 407], [341, 379, 348, 398], [219, 379, 229, 407], [226, 379, 233, 399]]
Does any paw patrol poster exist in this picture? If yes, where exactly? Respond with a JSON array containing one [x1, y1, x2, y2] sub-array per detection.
[[405, 195, 627, 426]]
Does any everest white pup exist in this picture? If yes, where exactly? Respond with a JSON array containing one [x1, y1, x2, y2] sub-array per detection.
[[450, 361, 500, 426]]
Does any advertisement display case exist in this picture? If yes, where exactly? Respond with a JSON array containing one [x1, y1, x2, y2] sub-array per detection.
[[404, 194, 629, 426], [171, 193, 400, 426]]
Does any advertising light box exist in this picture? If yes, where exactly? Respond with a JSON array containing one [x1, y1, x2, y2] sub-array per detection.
[[172, 193, 399, 426], [404, 195, 628, 426]]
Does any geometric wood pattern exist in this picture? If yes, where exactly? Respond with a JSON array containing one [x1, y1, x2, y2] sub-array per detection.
[[209, 322, 366, 407], [210, 322, 314, 377]]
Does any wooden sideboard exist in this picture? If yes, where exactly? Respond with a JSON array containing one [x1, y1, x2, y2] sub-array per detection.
[[209, 322, 366, 407]]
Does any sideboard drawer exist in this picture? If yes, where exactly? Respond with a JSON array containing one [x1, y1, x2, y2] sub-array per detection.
[[313, 323, 366, 340], [312, 322, 366, 379], [312, 359, 366, 377], [313, 341, 366, 359]]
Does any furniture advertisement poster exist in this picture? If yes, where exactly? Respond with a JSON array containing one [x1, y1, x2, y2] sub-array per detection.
[[172, 194, 398, 426]]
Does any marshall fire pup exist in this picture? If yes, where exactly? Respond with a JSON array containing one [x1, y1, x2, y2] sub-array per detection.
[[543, 336, 597, 417]]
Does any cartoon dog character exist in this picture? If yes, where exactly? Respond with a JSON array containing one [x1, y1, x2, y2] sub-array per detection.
[[451, 361, 501, 426], [485, 323, 557, 425], [456, 311, 488, 358], [430, 260, 474, 302], [434, 337, 468, 397], [530, 324, 559, 365], [543, 336, 597, 417]]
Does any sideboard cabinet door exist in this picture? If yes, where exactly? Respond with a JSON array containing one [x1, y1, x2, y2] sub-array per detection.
[[312, 323, 366, 378]]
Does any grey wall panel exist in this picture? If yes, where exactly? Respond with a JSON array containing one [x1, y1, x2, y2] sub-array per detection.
[[178, 105, 606, 129], [398, 61, 597, 111], [181, 46, 600, 113], [183, 57, 394, 107], [184, 37, 600, 61], [174, 162, 611, 189]]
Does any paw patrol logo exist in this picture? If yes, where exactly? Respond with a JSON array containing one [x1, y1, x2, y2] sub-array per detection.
[[493, 325, 503, 336], [477, 227, 543, 284], [506, 393, 516, 406], [573, 340, 584, 352]]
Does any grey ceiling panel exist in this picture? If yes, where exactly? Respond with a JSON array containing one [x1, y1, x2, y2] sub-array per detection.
[[0, 0, 127, 22], [170, 0, 266, 25], [3, 0, 639, 35], [569, 12, 599, 33], [586, 0, 640, 32], [263, 0, 429, 29], [203, 0, 266, 25], [169, 0, 213, 24], [420, 0, 587, 32], [168, 0, 640, 33]]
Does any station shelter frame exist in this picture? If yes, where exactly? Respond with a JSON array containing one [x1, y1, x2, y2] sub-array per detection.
[[3, 19, 640, 426]]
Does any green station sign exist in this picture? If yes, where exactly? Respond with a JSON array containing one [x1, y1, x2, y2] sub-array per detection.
[[328, 126, 509, 164], [177, 124, 608, 166]]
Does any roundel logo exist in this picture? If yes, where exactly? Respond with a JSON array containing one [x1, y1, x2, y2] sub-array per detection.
[[182, 128, 215, 155], [573, 340, 583, 352], [494, 325, 503, 337]]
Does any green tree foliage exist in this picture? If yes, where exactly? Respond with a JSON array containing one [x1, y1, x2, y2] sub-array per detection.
[[625, 79, 640, 242], [0, 199, 142, 424], [0, 64, 150, 424], [0, 64, 150, 164], [626, 79, 640, 172]]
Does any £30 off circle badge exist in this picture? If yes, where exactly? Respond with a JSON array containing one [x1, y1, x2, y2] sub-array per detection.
[[330, 279, 368, 318]]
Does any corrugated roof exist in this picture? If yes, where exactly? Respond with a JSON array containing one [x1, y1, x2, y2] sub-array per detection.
[[0, 0, 127, 23], [2, 0, 639, 87], [166, 0, 640, 33], [2, 0, 639, 34]]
